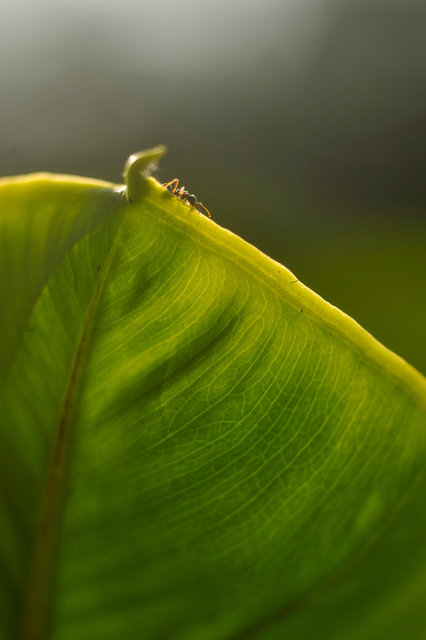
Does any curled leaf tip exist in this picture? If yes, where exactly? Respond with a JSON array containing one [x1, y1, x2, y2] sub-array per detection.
[[124, 145, 167, 202]]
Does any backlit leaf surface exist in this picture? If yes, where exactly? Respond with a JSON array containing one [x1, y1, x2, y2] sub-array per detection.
[[0, 155, 425, 640]]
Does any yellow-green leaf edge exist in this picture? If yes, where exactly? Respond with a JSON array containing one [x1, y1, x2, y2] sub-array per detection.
[[1, 147, 424, 407]]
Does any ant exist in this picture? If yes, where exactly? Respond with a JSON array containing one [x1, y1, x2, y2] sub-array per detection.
[[163, 178, 211, 217]]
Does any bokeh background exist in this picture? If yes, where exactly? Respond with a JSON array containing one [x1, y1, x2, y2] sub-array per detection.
[[1, 0, 425, 372]]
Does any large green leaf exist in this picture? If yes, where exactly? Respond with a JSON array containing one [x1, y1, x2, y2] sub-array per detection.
[[0, 148, 425, 640]]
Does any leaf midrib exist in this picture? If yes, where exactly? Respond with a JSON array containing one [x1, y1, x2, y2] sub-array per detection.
[[20, 202, 126, 640]]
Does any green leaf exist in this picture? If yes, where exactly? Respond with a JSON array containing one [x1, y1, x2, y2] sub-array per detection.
[[0, 149, 425, 640]]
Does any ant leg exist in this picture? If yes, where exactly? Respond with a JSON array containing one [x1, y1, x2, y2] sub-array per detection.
[[163, 178, 179, 193], [195, 201, 211, 218]]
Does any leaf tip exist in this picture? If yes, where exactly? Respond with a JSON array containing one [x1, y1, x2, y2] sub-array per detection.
[[123, 145, 168, 202]]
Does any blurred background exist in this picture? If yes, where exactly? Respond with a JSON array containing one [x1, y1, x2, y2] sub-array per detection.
[[1, 0, 425, 372]]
